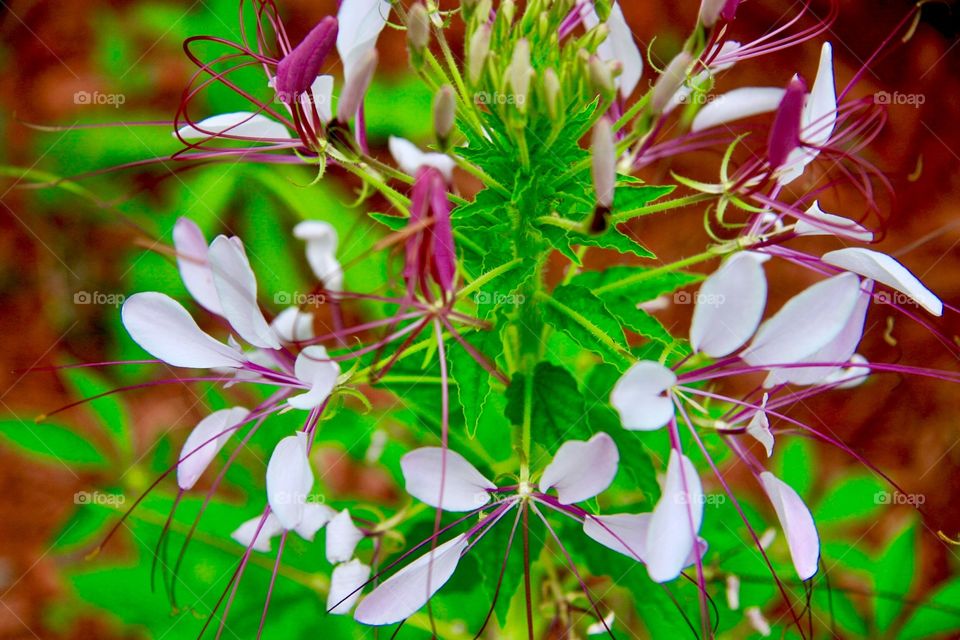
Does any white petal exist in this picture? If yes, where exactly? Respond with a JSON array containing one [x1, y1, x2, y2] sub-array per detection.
[[691, 87, 786, 132], [326, 509, 364, 564], [337, 0, 391, 81], [400, 447, 496, 512], [354, 534, 468, 626], [690, 253, 767, 357], [173, 218, 222, 315], [823, 354, 870, 388], [742, 273, 862, 367], [746, 606, 772, 637], [794, 201, 873, 242], [305, 75, 334, 124], [610, 361, 676, 431], [231, 513, 284, 553], [293, 220, 343, 292], [177, 407, 249, 490], [539, 433, 619, 504], [388, 136, 455, 181], [583, 513, 649, 562], [823, 247, 942, 316], [208, 235, 281, 350], [599, 3, 643, 98], [746, 409, 774, 458], [294, 503, 337, 541], [646, 451, 703, 583], [328, 559, 372, 615], [266, 432, 314, 530], [763, 281, 872, 387], [122, 292, 245, 368], [271, 307, 315, 343], [175, 112, 292, 141], [802, 43, 837, 149], [759, 472, 820, 580], [288, 346, 341, 410]]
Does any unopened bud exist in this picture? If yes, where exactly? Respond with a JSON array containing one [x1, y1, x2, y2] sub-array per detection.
[[651, 51, 692, 115], [275, 17, 339, 104], [407, 3, 430, 51], [589, 56, 616, 100], [468, 24, 491, 85], [507, 39, 532, 110], [591, 118, 616, 210], [433, 85, 456, 144], [336, 49, 378, 122], [767, 74, 807, 169], [700, 0, 741, 26], [544, 68, 561, 119], [593, 0, 613, 21]]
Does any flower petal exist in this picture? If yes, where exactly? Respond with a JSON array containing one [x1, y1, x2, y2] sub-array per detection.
[[802, 43, 837, 149], [690, 253, 767, 357], [691, 87, 786, 132], [208, 235, 281, 349], [266, 432, 314, 530], [326, 509, 364, 564], [288, 346, 341, 410], [583, 513, 649, 562], [271, 307, 315, 343], [354, 534, 469, 626], [337, 0, 391, 82], [293, 220, 343, 292], [610, 361, 677, 431], [177, 407, 250, 490], [388, 136, 455, 182], [794, 201, 873, 243], [328, 559, 372, 615], [746, 407, 774, 458], [742, 272, 862, 367], [645, 451, 703, 583], [600, 2, 643, 98], [173, 218, 222, 315], [294, 503, 337, 541], [823, 247, 942, 316], [401, 447, 496, 512], [231, 513, 284, 553], [175, 112, 292, 141], [759, 472, 820, 580], [122, 292, 245, 369], [539, 433, 619, 504]]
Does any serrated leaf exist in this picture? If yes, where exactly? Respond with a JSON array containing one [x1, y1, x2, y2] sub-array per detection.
[[62, 367, 132, 459], [875, 521, 916, 632], [572, 265, 703, 302], [612, 184, 675, 215], [505, 362, 591, 458], [450, 330, 508, 439], [897, 577, 960, 640], [368, 211, 407, 231], [540, 284, 630, 367]]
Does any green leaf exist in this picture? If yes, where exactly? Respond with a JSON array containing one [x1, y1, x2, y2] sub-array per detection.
[[572, 265, 703, 303], [814, 475, 887, 526], [0, 420, 108, 469], [875, 521, 916, 632], [775, 437, 816, 500], [539, 222, 655, 260], [611, 184, 675, 215], [450, 330, 508, 439], [602, 294, 686, 349], [540, 284, 630, 367], [475, 507, 544, 627], [62, 367, 132, 459], [505, 362, 591, 458], [897, 577, 960, 640], [368, 211, 407, 231]]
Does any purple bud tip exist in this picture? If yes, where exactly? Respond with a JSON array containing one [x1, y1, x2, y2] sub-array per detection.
[[768, 75, 807, 170], [276, 16, 339, 105], [721, 0, 740, 22]]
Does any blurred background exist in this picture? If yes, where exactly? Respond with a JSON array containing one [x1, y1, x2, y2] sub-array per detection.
[[0, 0, 959, 637]]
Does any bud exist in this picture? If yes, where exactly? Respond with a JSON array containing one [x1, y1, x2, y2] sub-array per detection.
[[700, 0, 740, 27], [433, 85, 456, 145], [588, 56, 616, 100], [544, 68, 561, 119], [507, 39, 532, 110], [275, 17, 339, 105], [767, 74, 807, 169], [407, 3, 430, 51], [591, 118, 616, 210], [593, 0, 613, 21], [336, 49, 378, 122], [650, 51, 692, 115], [467, 24, 491, 85]]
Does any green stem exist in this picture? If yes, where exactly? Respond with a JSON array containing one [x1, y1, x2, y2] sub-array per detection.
[[593, 248, 721, 296], [610, 193, 714, 224], [458, 257, 523, 299]]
